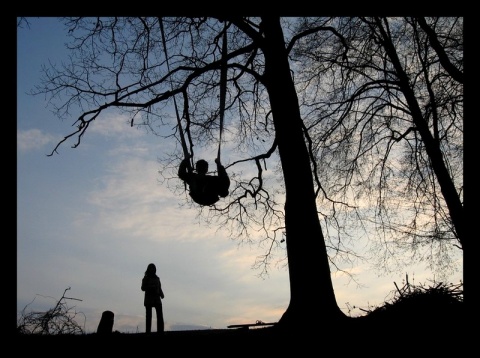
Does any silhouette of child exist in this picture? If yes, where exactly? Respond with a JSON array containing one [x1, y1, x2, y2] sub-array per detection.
[[141, 263, 165, 334], [178, 157, 230, 206]]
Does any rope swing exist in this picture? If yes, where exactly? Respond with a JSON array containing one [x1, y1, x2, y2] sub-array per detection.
[[217, 23, 228, 163], [162, 18, 231, 206], [160, 18, 228, 166], [159, 17, 190, 162]]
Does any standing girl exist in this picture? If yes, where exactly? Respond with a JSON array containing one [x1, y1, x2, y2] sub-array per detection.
[[141, 263, 165, 334]]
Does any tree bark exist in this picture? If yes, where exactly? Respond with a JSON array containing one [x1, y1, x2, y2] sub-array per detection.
[[261, 17, 346, 329]]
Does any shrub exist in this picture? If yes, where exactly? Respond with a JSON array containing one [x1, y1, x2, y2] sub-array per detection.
[[17, 287, 86, 335]]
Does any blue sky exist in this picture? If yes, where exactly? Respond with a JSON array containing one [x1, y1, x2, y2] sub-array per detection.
[[17, 17, 463, 334]]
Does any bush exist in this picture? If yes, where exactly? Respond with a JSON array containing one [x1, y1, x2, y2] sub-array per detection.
[[363, 274, 463, 321], [17, 287, 86, 335]]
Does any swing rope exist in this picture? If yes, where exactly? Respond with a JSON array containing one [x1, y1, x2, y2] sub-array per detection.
[[159, 17, 190, 161], [160, 18, 227, 167], [217, 24, 228, 162]]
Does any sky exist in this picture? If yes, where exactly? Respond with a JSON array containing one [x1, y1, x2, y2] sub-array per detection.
[[16, 17, 463, 334]]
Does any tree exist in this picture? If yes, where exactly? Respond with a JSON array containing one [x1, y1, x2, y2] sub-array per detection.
[[290, 17, 463, 281], [27, 16, 463, 329]]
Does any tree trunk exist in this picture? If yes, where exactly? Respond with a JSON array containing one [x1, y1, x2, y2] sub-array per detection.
[[261, 17, 346, 329]]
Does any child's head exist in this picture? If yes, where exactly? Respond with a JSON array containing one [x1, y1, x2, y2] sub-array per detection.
[[146, 263, 156, 274], [196, 159, 208, 174]]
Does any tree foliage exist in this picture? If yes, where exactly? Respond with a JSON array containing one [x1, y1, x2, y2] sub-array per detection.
[[291, 17, 463, 278]]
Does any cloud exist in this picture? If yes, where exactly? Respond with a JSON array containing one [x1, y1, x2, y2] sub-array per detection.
[[17, 128, 57, 153], [89, 112, 146, 139]]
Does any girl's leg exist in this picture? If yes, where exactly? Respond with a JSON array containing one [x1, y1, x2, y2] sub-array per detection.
[[145, 306, 153, 333]]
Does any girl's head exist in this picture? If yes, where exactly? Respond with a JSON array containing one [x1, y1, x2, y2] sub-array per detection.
[[146, 263, 156, 274]]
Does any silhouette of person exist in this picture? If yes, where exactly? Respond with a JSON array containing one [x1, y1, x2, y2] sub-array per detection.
[[141, 263, 165, 334], [178, 157, 230, 206]]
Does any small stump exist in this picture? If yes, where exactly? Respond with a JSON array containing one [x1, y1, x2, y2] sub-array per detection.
[[97, 310, 114, 334]]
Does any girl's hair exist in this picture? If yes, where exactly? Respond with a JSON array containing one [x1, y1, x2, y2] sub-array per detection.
[[145, 263, 156, 275]]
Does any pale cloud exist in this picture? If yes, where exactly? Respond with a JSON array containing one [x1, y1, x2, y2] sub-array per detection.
[[89, 112, 146, 139], [17, 128, 57, 152], [78, 152, 208, 243]]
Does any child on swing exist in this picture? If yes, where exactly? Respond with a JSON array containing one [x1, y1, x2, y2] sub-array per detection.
[[178, 156, 230, 206]]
